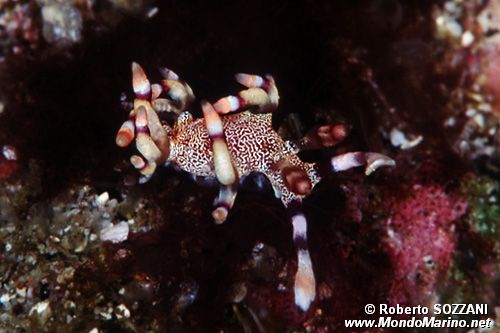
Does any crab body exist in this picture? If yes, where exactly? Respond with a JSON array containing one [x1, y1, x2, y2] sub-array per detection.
[[115, 63, 395, 312], [170, 111, 320, 205]]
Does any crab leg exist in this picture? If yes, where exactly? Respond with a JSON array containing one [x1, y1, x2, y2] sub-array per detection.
[[212, 185, 238, 224], [116, 63, 151, 148], [288, 200, 316, 312], [213, 74, 279, 115], [201, 101, 239, 223], [115, 62, 171, 183], [132, 62, 151, 99], [129, 155, 157, 183], [115, 64, 151, 147], [151, 67, 195, 114], [272, 159, 317, 311], [330, 151, 395, 175]]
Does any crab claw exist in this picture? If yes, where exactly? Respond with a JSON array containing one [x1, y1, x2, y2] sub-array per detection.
[[276, 158, 312, 196], [157, 67, 195, 112], [132, 62, 151, 99], [297, 123, 350, 151], [160, 67, 180, 81], [364, 153, 396, 175], [213, 74, 279, 115], [316, 124, 349, 147], [330, 151, 395, 175]]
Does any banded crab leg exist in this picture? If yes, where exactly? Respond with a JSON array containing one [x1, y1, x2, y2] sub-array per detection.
[[115, 63, 170, 183], [201, 101, 239, 224], [288, 199, 316, 312], [274, 150, 394, 311], [330, 151, 395, 176], [213, 73, 279, 115], [287, 123, 395, 175], [150, 67, 195, 115], [270, 158, 317, 312]]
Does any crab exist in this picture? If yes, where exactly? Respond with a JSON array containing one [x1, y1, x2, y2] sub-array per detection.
[[115, 63, 395, 312]]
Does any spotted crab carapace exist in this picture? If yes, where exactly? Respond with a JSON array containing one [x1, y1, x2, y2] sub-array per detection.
[[115, 63, 395, 311]]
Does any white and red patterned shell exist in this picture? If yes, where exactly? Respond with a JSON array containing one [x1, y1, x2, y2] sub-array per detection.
[[169, 110, 320, 205]]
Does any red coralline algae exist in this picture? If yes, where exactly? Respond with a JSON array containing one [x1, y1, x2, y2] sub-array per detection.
[[0, 160, 18, 179], [382, 184, 467, 306]]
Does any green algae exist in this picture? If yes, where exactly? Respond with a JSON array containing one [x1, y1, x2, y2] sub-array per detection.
[[463, 175, 500, 243]]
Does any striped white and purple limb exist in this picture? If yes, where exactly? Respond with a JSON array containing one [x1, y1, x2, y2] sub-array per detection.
[[213, 74, 279, 115], [150, 67, 195, 114], [201, 101, 240, 223], [330, 151, 396, 176], [277, 150, 393, 311], [275, 159, 316, 311], [287, 199, 316, 312], [212, 185, 238, 224], [115, 63, 170, 183]]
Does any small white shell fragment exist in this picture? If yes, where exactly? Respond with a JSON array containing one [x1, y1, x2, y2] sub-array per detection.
[[0, 293, 11, 305], [435, 16, 445, 27], [96, 308, 112, 320], [2, 145, 17, 161], [95, 192, 109, 208], [444, 1, 457, 13], [465, 108, 476, 117], [100, 222, 129, 243], [444, 117, 456, 127], [478, 103, 492, 113], [422, 255, 433, 263], [446, 20, 463, 38], [390, 128, 405, 147], [116, 304, 131, 318], [473, 114, 485, 128], [146, 6, 158, 18], [390, 128, 423, 150], [461, 31, 474, 47], [29, 300, 50, 315]]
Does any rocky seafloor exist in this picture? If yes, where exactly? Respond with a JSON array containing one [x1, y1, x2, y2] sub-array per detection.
[[0, 0, 500, 332]]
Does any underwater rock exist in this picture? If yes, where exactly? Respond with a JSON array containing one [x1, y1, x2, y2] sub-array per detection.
[[0, 1, 40, 58], [40, 1, 82, 44], [100, 221, 129, 243]]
